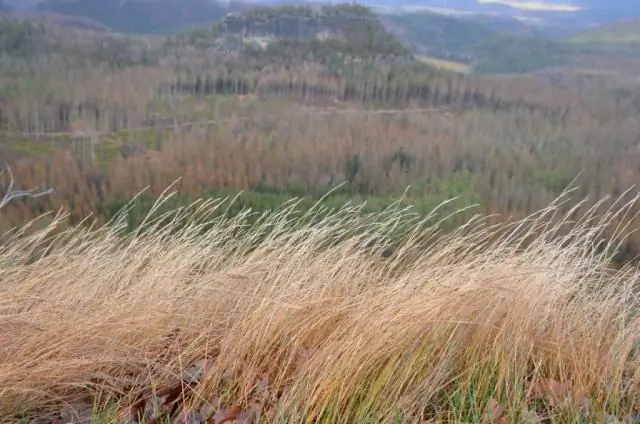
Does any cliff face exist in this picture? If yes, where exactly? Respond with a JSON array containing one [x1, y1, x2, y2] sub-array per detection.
[[219, 13, 341, 39], [215, 4, 382, 41], [208, 3, 412, 63]]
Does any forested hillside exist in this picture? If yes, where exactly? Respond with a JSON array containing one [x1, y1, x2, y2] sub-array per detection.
[[384, 10, 640, 74], [35, 0, 245, 33]]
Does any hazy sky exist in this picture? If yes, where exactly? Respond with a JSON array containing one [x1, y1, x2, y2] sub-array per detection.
[[477, 0, 580, 11]]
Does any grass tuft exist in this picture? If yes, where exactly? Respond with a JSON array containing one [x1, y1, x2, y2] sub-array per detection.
[[1, 191, 640, 423]]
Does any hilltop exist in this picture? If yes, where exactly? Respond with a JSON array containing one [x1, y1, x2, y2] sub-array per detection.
[[211, 4, 411, 56], [163, 3, 422, 82]]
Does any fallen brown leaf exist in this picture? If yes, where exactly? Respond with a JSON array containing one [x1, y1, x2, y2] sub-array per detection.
[[622, 404, 640, 424], [522, 409, 544, 424], [234, 408, 257, 424], [600, 411, 621, 424], [483, 398, 505, 424], [574, 391, 589, 417], [253, 374, 270, 402], [531, 378, 571, 406], [119, 405, 140, 424], [173, 410, 204, 424], [143, 394, 163, 423], [58, 402, 94, 424], [264, 407, 277, 422], [293, 347, 313, 370], [622, 409, 640, 424], [210, 405, 243, 424], [160, 384, 188, 407], [245, 401, 262, 423], [183, 358, 214, 385], [200, 397, 222, 420]]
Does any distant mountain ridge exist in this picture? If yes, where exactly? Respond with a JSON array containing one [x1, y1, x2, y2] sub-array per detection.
[[0, 0, 255, 34], [368, 1, 640, 37], [34, 0, 241, 34], [0, 0, 638, 38], [3, 9, 110, 31], [2, 0, 638, 78], [1, 0, 40, 10]]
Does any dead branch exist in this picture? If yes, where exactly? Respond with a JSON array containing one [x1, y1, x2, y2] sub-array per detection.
[[0, 162, 54, 209]]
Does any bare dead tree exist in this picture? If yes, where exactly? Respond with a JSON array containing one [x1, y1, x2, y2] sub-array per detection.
[[0, 163, 54, 209]]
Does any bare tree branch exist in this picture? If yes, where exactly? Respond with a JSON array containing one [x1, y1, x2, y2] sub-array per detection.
[[0, 162, 54, 209]]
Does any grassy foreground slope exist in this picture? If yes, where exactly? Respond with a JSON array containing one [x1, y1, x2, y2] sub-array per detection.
[[1, 193, 640, 423]]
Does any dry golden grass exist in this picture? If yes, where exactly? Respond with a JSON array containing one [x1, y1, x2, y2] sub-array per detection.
[[1, 190, 640, 423]]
